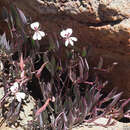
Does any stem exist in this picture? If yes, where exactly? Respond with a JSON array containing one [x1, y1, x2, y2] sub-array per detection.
[[35, 98, 51, 116], [0, 91, 10, 107]]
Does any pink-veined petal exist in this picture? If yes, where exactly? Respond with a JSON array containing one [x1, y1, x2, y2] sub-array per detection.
[[38, 31, 45, 37], [60, 30, 67, 38], [69, 39, 74, 46], [30, 22, 39, 30], [71, 37, 77, 42], [37, 34, 42, 40], [65, 39, 69, 46], [66, 28, 72, 36], [33, 32, 41, 40], [33, 32, 38, 40]]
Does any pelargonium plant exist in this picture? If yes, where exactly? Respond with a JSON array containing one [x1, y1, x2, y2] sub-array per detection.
[[0, 4, 130, 130]]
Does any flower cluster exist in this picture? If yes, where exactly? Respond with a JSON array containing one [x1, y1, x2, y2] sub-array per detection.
[[10, 82, 25, 102], [30, 22, 78, 46]]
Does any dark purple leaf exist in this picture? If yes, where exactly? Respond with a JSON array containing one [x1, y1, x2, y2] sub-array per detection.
[[84, 58, 89, 71], [69, 68, 76, 83], [17, 8, 27, 24], [107, 92, 123, 109], [79, 59, 83, 80], [121, 98, 130, 109], [98, 56, 103, 69]]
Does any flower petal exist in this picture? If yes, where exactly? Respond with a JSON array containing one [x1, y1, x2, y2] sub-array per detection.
[[33, 32, 41, 40], [60, 30, 66, 38], [66, 28, 72, 36], [16, 96, 21, 102], [10, 86, 16, 93], [10, 82, 19, 93], [65, 39, 69, 46], [14, 82, 19, 88], [15, 93, 21, 102], [16, 92, 26, 102], [19, 92, 26, 99], [69, 39, 74, 46], [71, 37, 77, 42], [37, 34, 42, 40], [30, 22, 39, 30], [38, 31, 45, 37]]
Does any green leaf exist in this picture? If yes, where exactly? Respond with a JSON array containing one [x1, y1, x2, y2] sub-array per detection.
[[81, 48, 87, 57], [66, 49, 72, 59], [31, 39, 35, 46]]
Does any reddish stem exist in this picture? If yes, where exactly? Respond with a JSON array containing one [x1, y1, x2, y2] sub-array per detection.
[[35, 98, 51, 116]]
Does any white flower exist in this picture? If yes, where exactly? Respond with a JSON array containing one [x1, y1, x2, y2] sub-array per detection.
[[15, 92, 26, 102], [10, 82, 19, 93], [10, 82, 25, 102], [30, 22, 45, 40], [60, 28, 77, 46]]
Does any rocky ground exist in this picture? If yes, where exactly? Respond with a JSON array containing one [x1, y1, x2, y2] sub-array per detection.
[[0, 117, 130, 130]]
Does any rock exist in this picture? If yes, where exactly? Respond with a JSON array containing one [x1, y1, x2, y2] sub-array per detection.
[[0, 87, 35, 130], [0, 0, 130, 98], [0, 117, 130, 130], [72, 117, 130, 130], [0, 86, 35, 129], [19, 95, 35, 127]]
